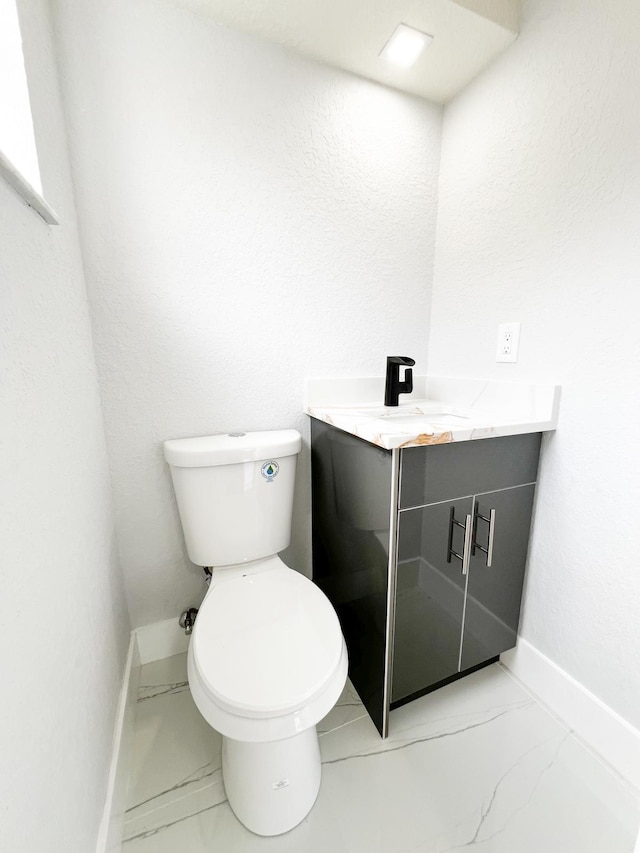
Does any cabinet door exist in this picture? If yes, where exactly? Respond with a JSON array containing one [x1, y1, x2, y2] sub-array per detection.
[[460, 484, 536, 671], [392, 497, 472, 704]]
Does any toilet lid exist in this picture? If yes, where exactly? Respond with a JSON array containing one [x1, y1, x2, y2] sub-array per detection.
[[192, 567, 344, 719]]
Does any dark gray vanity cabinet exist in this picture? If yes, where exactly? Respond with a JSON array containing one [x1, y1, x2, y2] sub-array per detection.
[[310, 418, 541, 737]]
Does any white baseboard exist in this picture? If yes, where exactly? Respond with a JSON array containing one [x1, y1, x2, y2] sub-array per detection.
[[135, 616, 190, 665], [501, 638, 640, 792], [95, 634, 140, 853], [95, 619, 189, 851]]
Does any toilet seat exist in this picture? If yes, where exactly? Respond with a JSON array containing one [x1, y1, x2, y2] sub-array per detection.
[[189, 561, 348, 742]]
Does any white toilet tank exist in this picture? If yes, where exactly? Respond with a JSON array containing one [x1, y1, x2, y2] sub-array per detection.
[[164, 430, 302, 567]]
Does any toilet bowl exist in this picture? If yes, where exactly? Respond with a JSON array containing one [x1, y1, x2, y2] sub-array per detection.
[[188, 556, 347, 834], [164, 430, 348, 836]]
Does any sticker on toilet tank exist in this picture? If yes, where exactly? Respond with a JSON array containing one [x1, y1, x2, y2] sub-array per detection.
[[272, 779, 290, 790], [261, 460, 279, 482]]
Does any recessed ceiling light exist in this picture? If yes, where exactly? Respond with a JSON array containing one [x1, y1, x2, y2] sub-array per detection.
[[379, 23, 433, 69]]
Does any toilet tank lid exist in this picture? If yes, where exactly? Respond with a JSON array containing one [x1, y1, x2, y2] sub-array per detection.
[[164, 429, 302, 467]]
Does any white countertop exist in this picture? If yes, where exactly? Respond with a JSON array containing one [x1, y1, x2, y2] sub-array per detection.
[[305, 375, 560, 451]]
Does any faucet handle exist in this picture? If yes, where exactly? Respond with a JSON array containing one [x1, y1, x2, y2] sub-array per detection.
[[386, 356, 415, 367]]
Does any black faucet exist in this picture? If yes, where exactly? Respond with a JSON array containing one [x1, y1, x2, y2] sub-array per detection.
[[384, 356, 415, 406]]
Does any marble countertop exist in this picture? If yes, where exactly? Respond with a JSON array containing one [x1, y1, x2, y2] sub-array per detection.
[[305, 375, 560, 451]]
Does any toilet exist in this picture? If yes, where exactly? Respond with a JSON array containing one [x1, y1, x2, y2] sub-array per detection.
[[163, 429, 348, 836]]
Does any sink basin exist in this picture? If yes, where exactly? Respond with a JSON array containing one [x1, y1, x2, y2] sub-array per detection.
[[353, 402, 472, 428]]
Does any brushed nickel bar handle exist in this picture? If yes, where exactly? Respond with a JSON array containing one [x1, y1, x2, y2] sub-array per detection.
[[461, 513, 473, 576], [447, 505, 456, 563], [448, 506, 469, 567], [486, 508, 496, 567], [474, 505, 496, 568], [471, 501, 479, 557]]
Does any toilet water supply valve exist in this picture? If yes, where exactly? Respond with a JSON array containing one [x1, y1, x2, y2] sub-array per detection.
[[178, 568, 212, 635], [179, 608, 199, 635]]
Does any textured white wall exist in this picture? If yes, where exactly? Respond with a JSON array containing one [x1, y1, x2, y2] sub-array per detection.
[[53, 0, 443, 628], [0, 2, 130, 851], [430, 0, 640, 727]]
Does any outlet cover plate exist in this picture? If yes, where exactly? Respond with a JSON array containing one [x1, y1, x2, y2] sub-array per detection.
[[496, 322, 521, 363]]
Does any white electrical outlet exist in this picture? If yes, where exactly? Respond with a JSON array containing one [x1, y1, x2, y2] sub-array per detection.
[[496, 322, 521, 363]]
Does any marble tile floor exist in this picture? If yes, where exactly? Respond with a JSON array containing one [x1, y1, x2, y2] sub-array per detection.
[[123, 653, 640, 852]]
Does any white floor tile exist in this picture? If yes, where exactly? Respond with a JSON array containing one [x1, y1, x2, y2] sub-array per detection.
[[318, 680, 368, 735], [135, 651, 190, 701], [123, 657, 640, 852], [124, 654, 222, 845]]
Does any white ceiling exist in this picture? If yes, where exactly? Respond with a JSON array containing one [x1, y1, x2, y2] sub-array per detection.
[[175, 0, 521, 104]]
